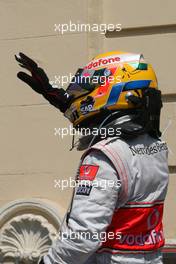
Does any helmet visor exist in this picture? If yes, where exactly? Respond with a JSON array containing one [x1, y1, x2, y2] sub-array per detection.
[[66, 68, 112, 99]]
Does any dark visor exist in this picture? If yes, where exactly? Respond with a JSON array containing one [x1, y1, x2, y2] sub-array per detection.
[[66, 68, 111, 99]]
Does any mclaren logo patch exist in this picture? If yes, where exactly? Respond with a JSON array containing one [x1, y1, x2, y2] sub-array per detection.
[[79, 165, 99, 181], [76, 184, 92, 196]]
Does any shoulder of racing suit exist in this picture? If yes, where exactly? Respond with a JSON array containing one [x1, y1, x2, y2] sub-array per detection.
[[82, 133, 169, 207], [81, 134, 169, 253]]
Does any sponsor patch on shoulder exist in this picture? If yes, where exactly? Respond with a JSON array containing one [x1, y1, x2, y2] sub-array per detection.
[[79, 165, 99, 181], [76, 184, 92, 196]]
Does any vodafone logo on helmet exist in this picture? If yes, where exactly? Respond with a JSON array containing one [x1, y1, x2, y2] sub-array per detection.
[[85, 56, 120, 70], [84, 53, 142, 70]]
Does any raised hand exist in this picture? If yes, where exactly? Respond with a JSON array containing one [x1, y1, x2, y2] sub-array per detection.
[[15, 52, 74, 112]]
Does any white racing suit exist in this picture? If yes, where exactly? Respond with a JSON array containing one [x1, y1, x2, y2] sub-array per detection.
[[44, 133, 169, 264]]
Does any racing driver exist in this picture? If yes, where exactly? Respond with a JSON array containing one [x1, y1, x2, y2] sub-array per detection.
[[15, 51, 169, 264]]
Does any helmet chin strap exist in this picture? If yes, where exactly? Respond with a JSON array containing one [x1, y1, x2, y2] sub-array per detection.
[[88, 110, 120, 148], [69, 110, 120, 151], [70, 111, 144, 151], [69, 133, 76, 151]]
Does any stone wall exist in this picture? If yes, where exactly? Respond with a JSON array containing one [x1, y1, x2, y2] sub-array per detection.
[[0, 1, 175, 262]]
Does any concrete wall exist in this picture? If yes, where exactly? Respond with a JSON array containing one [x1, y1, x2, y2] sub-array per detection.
[[0, 0, 175, 262], [0, 0, 89, 211]]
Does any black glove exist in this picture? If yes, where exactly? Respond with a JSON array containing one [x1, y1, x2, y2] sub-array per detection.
[[15, 52, 73, 112]]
